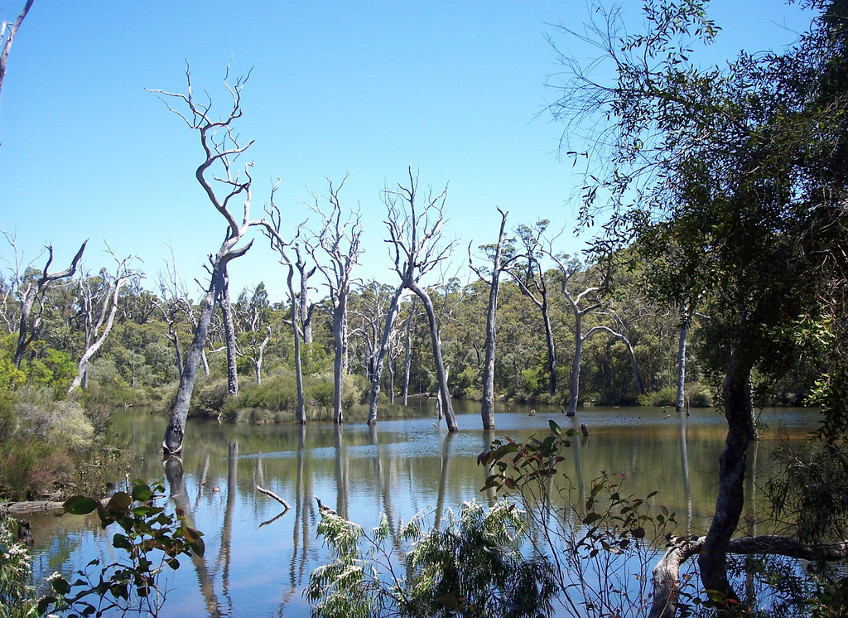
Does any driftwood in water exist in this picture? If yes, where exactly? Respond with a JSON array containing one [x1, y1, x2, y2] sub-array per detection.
[[648, 535, 848, 618], [1, 500, 66, 515], [256, 485, 290, 511]]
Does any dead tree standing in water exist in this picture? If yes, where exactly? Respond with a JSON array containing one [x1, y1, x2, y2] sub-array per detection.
[[150, 66, 259, 457]]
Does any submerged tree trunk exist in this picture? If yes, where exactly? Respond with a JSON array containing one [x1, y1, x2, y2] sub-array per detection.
[[367, 284, 404, 425], [475, 208, 509, 430], [163, 270, 220, 456]]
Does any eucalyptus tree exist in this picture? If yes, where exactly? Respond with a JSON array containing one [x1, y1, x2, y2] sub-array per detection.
[[308, 177, 363, 425], [468, 208, 512, 428], [67, 250, 136, 393], [234, 283, 271, 384], [384, 167, 459, 432], [1, 231, 87, 368], [0, 0, 32, 108], [352, 279, 406, 425], [508, 219, 559, 396], [150, 66, 261, 457], [547, 0, 848, 610], [260, 198, 318, 424], [400, 296, 420, 405]]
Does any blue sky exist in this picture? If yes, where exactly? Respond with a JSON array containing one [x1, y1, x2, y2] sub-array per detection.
[[0, 1, 811, 303]]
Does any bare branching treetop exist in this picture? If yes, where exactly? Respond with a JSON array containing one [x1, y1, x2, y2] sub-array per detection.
[[149, 65, 261, 457], [383, 166, 459, 432], [0, 0, 33, 109], [306, 175, 363, 424], [1, 230, 87, 368]]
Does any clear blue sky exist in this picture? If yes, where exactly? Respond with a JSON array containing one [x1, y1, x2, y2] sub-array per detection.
[[0, 1, 810, 303]]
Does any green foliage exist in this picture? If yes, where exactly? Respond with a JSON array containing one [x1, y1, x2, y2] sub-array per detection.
[[480, 420, 678, 617], [42, 480, 205, 617], [306, 502, 556, 618], [0, 517, 42, 617]]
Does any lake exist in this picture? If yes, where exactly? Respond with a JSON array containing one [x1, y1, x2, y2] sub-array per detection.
[[27, 402, 820, 616]]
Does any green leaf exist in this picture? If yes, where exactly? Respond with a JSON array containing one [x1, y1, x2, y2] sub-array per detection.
[[131, 483, 153, 502], [582, 512, 603, 525], [112, 533, 132, 550], [64, 496, 100, 515], [548, 419, 561, 435], [105, 492, 132, 514]]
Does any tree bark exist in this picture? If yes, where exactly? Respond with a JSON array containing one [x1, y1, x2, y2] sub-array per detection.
[[367, 284, 404, 425], [0, 0, 33, 107], [219, 267, 239, 396], [476, 208, 509, 430], [697, 349, 755, 612], [409, 280, 458, 432]]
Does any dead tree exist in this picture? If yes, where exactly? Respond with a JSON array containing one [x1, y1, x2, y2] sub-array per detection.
[[150, 66, 259, 457], [157, 247, 192, 378], [218, 266, 239, 395], [1, 231, 87, 368], [0, 0, 33, 108], [384, 167, 459, 432], [468, 207, 512, 429], [356, 279, 406, 426], [508, 220, 559, 396], [68, 250, 135, 393], [309, 177, 363, 425]]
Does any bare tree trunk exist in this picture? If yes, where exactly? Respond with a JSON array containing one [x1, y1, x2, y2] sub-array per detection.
[[676, 305, 691, 412], [0, 0, 33, 108], [253, 327, 270, 384], [164, 270, 220, 455], [567, 311, 585, 416], [286, 266, 307, 424], [68, 262, 130, 394], [367, 284, 404, 425], [332, 302, 346, 424], [409, 280, 458, 432], [219, 268, 239, 396], [470, 208, 509, 429]]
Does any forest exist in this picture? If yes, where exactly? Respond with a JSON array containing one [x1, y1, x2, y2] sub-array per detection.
[[3, 0, 848, 616]]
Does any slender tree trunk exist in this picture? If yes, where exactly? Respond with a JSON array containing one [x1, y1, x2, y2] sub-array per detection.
[[367, 285, 404, 425], [331, 299, 347, 424], [568, 314, 584, 416], [676, 306, 691, 412], [253, 327, 270, 385], [698, 349, 755, 612], [402, 297, 418, 406], [409, 281, 457, 432], [163, 269, 221, 456], [480, 210, 508, 429], [219, 268, 239, 396], [286, 265, 307, 424], [0, 0, 34, 107], [543, 305, 557, 396]]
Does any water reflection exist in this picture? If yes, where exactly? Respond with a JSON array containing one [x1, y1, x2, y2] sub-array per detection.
[[27, 405, 820, 617]]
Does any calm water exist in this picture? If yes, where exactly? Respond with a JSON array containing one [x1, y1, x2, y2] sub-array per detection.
[[28, 402, 820, 616]]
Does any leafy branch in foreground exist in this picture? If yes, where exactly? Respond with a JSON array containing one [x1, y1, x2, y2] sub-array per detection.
[[41, 480, 204, 617], [306, 501, 556, 618]]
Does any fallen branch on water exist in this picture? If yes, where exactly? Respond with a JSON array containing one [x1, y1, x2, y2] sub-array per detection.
[[648, 535, 848, 618], [256, 485, 290, 511]]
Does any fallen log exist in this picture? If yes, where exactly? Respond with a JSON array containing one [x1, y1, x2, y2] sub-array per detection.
[[648, 535, 848, 618], [0, 500, 66, 515]]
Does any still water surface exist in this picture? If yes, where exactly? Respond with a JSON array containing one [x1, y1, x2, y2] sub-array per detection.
[[28, 402, 820, 616]]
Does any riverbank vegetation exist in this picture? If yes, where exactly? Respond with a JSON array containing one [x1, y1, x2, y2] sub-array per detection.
[[2, 0, 848, 615]]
